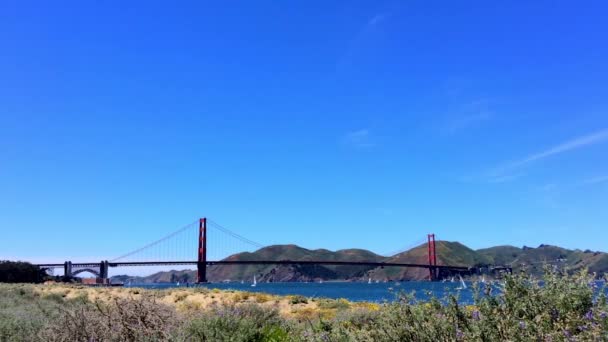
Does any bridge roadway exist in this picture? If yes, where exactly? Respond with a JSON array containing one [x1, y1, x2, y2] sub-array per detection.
[[36, 260, 470, 271]]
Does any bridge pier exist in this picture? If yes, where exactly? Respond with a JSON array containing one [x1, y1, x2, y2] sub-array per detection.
[[197, 218, 207, 283], [99, 260, 109, 283], [64, 261, 72, 278]]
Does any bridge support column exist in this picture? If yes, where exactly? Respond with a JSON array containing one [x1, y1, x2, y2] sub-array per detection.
[[99, 260, 109, 284], [427, 234, 438, 281], [197, 218, 207, 283], [64, 261, 72, 278]]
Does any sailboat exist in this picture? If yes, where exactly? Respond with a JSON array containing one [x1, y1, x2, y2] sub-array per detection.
[[481, 275, 486, 283], [251, 275, 257, 287], [176, 281, 180, 286], [456, 275, 467, 290], [450, 277, 455, 283], [368, 277, 372, 284]]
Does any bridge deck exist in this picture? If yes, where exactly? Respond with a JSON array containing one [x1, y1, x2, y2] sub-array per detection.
[[36, 260, 470, 271]]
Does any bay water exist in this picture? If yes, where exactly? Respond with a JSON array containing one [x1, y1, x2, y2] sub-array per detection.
[[125, 281, 483, 304]]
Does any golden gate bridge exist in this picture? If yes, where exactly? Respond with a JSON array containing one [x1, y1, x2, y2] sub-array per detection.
[[35, 218, 473, 283]]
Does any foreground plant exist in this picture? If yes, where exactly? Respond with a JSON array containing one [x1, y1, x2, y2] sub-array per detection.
[[0, 269, 606, 341]]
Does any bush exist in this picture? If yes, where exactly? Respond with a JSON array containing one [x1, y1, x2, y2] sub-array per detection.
[[255, 293, 272, 303], [185, 304, 290, 341], [39, 294, 181, 341], [289, 295, 308, 305], [1, 269, 607, 341], [0, 285, 71, 341]]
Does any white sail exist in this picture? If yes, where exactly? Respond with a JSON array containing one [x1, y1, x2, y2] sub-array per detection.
[[368, 277, 372, 284], [459, 275, 467, 289], [251, 275, 257, 287]]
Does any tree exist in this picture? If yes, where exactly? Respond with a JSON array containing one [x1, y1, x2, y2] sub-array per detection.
[[0, 260, 46, 283]]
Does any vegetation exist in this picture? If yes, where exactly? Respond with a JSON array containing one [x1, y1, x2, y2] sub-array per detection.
[[1, 268, 607, 341], [479, 244, 608, 275], [0, 261, 46, 283]]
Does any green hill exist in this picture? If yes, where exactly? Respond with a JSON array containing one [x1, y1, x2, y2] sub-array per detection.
[[111, 269, 196, 284], [476, 244, 607, 275], [110, 242, 608, 283], [367, 241, 491, 281], [206, 245, 386, 282], [477, 245, 523, 265]]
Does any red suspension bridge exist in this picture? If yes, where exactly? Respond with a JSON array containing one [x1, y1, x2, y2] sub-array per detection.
[[35, 218, 474, 283]]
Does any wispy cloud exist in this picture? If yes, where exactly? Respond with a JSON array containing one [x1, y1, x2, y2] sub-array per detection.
[[440, 94, 495, 134], [508, 129, 608, 169], [444, 99, 493, 133], [449, 112, 492, 131], [368, 13, 388, 27], [342, 129, 375, 148], [582, 175, 608, 185], [487, 128, 608, 183], [486, 173, 523, 184], [335, 12, 391, 74]]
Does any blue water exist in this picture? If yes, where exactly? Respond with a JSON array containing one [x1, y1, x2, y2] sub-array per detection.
[[125, 281, 480, 303]]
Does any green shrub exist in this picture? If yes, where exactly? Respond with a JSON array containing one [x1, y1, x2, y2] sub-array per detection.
[[185, 304, 290, 341], [39, 294, 181, 341], [318, 298, 350, 310], [1, 269, 607, 341], [289, 295, 308, 305]]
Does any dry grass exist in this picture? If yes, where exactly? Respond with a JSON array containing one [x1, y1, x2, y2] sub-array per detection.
[[7, 269, 605, 341], [31, 283, 347, 318]]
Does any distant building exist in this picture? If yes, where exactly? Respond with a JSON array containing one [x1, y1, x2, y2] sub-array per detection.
[[81, 277, 109, 285]]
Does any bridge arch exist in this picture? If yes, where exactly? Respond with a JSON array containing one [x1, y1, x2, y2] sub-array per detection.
[[72, 268, 101, 277]]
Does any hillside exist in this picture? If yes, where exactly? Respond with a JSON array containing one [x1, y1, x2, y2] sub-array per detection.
[[477, 245, 523, 265], [111, 269, 196, 284], [207, 245, 386, 282], [111, 242, 608, 283], [367, 241, 491, 281], [477, 244, 607, 275]]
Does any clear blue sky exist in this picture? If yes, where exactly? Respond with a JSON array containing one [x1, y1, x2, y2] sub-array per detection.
[[1, 1, 607, 263]]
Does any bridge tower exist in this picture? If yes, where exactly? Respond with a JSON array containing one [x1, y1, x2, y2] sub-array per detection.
[[99, 260, 109, 283], [63, 261, 72, 278], [197, 218, 207, 283], [427, 234, 437, 281]]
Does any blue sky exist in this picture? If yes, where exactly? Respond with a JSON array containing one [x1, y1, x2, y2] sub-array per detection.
[[1, 1, 607, 263]]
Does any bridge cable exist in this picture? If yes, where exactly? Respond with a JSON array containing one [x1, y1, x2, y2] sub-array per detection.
[[110, 220, 198, 262], [206, 219, 265, 249]]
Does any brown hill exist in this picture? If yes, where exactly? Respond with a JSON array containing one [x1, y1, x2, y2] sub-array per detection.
[[367, 241, 491, 281], [206, 244, 385, 282], [111, 242, 608, 283]]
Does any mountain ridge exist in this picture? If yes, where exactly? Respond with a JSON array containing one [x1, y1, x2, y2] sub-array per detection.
[[111, 242, 608, 283]]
